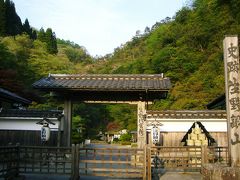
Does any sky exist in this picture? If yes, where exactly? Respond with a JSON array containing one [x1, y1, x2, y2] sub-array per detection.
[[14, 0, 187, 56]]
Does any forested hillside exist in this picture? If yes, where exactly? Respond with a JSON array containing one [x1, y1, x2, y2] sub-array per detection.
[[90, 0, 240, 110], [1, 0, 240, 140], [0, 0, 92, 100]]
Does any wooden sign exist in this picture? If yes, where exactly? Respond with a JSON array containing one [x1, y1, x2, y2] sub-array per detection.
[[223, 35, 240, 166]]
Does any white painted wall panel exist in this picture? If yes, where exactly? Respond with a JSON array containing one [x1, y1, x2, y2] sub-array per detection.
[[146, 118, 227, 132], [0, 118, 59, 131]]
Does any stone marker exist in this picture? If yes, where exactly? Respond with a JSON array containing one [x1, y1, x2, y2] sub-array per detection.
[[223, 35, 240, 167]]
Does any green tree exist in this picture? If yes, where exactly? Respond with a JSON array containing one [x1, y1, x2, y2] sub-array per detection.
[[38, 28, 58, 54], [5, 0, 22, 36], [0, 0, 6, 36], [106, 104, 137, 130], [72, 115, 86, 143], [31, 30, 37, 40], [64, 46, 92, 64], [45, 28, 58, 54], [23, 18, 33, 38], [37, 28, 46, 42], [0, 42, 16, 69]]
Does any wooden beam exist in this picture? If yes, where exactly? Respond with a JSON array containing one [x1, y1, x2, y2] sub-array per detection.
[[83, 100, 153, 104], [83, 101, 139, 104]]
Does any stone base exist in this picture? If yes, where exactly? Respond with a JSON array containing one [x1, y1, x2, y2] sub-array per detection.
[[201, 163, 240, 180]]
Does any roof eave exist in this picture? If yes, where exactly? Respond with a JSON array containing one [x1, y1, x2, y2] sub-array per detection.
[[33, 86, 170, 92]]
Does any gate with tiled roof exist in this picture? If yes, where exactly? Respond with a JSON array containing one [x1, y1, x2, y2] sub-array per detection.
[[33, 74, 171, 148]]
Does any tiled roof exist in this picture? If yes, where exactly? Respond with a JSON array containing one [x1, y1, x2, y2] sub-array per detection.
[[32, 74, 171, 91], [146, 110, 227, 119], [0, 109, 63, 118], [206, 94, 226, 110], [0, 88, 31, 105]]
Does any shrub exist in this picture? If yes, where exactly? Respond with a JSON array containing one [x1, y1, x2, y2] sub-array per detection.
[[119, 133, 132, 142]]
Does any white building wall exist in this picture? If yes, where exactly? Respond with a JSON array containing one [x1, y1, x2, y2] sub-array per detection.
[[146, 118, 227, 132], [0, 117, 59, 131]]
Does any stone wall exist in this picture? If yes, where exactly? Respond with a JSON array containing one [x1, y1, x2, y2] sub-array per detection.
[[202, 164, 240, 180]]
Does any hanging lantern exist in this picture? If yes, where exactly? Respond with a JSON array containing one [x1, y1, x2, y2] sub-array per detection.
[[37, 118, 55, 142], [41, 123, 51, 142], [152, 126, 159, 144]]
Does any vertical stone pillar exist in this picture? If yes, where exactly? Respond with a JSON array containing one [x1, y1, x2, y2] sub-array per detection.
[[223, 35, 240, 167], [137, 101, 146, 148], [64, 99, 72, 147]]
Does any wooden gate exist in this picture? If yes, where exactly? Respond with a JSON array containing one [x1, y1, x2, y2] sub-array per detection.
[[0, 145, 74, 179], [76, 145, 146, 179]]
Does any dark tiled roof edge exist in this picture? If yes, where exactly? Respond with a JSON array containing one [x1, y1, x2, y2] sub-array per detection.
[[0, 109, 63, 118], [147, 110, 227, 119], [49, 73, 165, 78], [0, 88, 31, 105], [32, 73, 171, 91], [206, 94, 225, 109]]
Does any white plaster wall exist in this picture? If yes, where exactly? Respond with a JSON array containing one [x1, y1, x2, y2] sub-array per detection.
[[0, 118, 59, 131], [146, 118, 227, 132]]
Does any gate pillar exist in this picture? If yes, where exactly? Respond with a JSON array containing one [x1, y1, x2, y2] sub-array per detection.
[[137, 101, 147, 148], [64, 99, 72, 147]]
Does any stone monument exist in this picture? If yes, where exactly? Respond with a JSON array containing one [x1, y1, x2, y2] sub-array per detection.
[[224, 35, 240, 167]]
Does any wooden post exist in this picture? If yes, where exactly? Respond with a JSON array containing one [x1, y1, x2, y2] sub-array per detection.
[[71, 144, 75, 180], [201, 145, 208, 166], [137, 101, 147, 149], [57, 116, 62, 147], [75, 144, 80, 180], [143, 146, 147, 180], [147, 147, 151, 180], [64, 99, 72, 147], [223, 35, 240, 167], [15, 144, 20, 178]]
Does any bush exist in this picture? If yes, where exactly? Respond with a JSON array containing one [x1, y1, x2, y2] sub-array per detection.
[[119, 133, 132, 142], [113, 138, 119, 143]]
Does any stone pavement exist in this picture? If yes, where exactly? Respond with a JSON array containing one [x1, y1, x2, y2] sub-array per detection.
[[160, 172, 202, 180]]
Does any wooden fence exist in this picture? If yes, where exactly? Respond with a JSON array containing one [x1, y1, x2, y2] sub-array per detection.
[[149, 146, 202, 170], [147, 146, 229, 179], [0, 145, 74, 179], [0, 146, 19, 179], [77, 145, 145, 178], [0, 145, 145, 179], [0, 145, 229, 180], [205, 146, 229, 165], [18, 146, 73, 175]]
